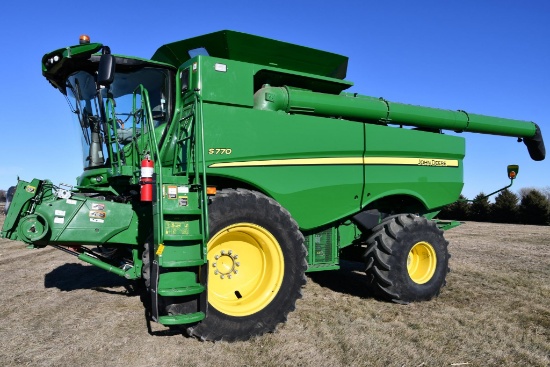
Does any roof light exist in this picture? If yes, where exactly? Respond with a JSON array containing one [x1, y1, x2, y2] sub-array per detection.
[[79, 35, 91, 44]]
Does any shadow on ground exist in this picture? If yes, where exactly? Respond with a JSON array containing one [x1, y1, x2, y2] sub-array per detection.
[[44, 263, 135, 295], [307, 260, 380, 299], [44, 260, 380, 301]]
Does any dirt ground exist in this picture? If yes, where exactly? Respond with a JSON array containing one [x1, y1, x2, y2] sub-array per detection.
[[0, 217, 548, 367]]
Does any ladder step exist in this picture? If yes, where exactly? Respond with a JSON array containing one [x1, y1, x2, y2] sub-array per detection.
[[158, 243, 204, 268], [158, 284, 205, 297], [163, 233, 203, 241], [163, 207, 202, 215], [161, 259, 205, 268], [158, 312, 205, 326]]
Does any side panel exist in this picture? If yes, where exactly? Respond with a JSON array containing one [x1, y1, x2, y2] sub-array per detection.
[[201, 105, 466, 229], [363, 125, 465, 210], [202, 105, 365, 230], [40, 198, 137, 245], [195, 56, 254, 107], [1, 180, 139, 247]]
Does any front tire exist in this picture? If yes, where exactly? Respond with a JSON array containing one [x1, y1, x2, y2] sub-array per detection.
[[364, 214, 449, 303], [188, 189, 307, 341]]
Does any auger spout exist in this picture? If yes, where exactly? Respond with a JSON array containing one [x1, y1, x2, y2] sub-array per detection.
[[254, 85, 545, 161]]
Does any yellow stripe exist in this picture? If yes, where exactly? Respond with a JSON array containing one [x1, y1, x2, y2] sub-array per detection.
[[209, 157, 362, 168], [209, 157, 459, 168]]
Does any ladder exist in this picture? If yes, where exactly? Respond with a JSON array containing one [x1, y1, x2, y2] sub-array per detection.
[[147, 92, 209, 325]]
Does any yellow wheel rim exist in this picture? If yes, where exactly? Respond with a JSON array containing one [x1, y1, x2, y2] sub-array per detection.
[[407, 241, 437, 284], [207, 223, 284, 317]]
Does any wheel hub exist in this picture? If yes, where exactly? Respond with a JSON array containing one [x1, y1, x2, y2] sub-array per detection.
[[407, 241, 437, 284], [206, 223, 284, 317], [212, 250, 240, 279]]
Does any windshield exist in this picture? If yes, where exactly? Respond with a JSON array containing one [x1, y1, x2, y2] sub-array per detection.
[[66, 66, 171, 169]]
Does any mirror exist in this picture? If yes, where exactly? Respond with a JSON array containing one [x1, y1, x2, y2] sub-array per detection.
[[97, 53, 116, 87], [507, 164, 519, 180]]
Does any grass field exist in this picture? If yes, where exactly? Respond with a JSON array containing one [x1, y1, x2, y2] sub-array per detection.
[[0, 217, 548, 367]]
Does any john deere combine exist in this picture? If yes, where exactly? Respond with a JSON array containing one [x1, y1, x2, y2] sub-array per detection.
[[1, 31, 545, 341]]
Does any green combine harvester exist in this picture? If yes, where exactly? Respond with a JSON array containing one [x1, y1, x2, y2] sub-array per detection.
[[1, 31, 545, 341]]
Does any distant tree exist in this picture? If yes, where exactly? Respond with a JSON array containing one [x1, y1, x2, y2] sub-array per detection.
[[519, 188, 550, 225], [0, 190, 5, 203], [518, 187, 537, 199], [491, 189, 519, 223], [469, 192, 491, 222], [438, 194, 470, 220]]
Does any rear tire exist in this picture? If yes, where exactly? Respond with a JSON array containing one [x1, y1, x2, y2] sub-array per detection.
[[364, 214, 449, 303], [187, 189, 308, 341]]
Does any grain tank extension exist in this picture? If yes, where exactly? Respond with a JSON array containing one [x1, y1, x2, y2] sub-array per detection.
[[1, 31, 545, 341]]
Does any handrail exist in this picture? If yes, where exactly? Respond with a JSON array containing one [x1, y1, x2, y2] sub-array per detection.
[[173, 104, 194, 175], [133, 85, 164, 242], [194, 90, 210, 252], [104, 98, 122, 170]]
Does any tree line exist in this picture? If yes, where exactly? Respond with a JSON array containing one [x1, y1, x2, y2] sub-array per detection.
[[437, 187, 550, 225]]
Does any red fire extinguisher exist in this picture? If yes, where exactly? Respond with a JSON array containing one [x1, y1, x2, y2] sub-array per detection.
[[140, 155, 154, 202]]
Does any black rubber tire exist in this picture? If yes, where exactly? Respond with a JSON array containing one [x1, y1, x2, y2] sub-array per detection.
[[364, 214, 449, 304], [187, 188, 308, 341]]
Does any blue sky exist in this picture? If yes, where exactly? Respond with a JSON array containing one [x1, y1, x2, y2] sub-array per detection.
[[1, 1, 548, 200]]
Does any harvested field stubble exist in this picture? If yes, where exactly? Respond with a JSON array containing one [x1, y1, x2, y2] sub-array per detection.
[[0, 218, 548, 367]]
